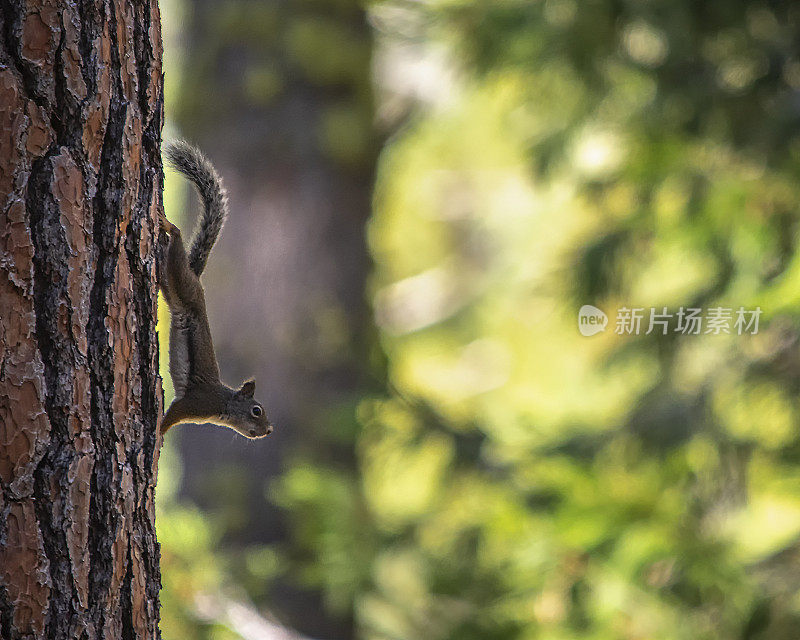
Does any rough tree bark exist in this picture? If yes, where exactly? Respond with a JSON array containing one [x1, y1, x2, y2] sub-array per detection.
[[0, 1, 164, 639]]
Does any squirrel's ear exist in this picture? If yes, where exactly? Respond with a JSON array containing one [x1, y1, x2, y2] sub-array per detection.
[[238, 379, 256, 398]]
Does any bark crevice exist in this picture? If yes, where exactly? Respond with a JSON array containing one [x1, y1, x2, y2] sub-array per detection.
[[28, 149, 82, 638], [0, 0, 50, 111], [86, 10, 126, 629], [0, 582, 13, 640]]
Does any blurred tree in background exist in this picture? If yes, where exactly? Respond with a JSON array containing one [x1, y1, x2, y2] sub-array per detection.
[[158, 0, 377, 637], [158, 0, 800, 639]]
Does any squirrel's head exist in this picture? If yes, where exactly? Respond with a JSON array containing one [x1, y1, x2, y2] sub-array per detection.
[[226, 379, 273, 439]]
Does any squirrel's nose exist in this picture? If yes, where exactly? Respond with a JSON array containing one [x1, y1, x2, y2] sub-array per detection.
[[266, 425, 274, 435]]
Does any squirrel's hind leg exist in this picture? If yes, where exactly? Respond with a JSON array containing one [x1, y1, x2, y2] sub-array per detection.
[[168, 312, 191, 398], [164, 226, 206, 316]]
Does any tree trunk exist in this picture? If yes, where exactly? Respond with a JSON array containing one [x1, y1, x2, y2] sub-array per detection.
[[0, 1, 164, 639]]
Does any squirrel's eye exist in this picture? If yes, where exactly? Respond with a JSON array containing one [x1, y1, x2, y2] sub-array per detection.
[[251, 405, 263, 418]]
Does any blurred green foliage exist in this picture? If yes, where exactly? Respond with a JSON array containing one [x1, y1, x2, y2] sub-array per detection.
[[159, 0, 800, 638], [276, 1, 800, 639]]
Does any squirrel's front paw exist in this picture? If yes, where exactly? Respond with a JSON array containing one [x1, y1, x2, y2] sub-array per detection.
[[158, 212, 180, 236]]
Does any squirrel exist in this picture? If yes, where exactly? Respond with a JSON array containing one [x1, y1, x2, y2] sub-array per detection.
[[157, 140, 273, 439]]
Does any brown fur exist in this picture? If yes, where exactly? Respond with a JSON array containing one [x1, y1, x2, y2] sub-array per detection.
[[158, 142, 272, 439]]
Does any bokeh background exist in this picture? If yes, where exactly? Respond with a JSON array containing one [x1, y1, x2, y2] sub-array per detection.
[[155, 1, 800, 638]]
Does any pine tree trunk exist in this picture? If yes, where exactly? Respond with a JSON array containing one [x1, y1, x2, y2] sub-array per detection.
[[0, 1, 164, 638]]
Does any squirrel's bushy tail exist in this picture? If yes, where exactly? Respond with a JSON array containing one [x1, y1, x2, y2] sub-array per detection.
[[165, 140, 228, 276]]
